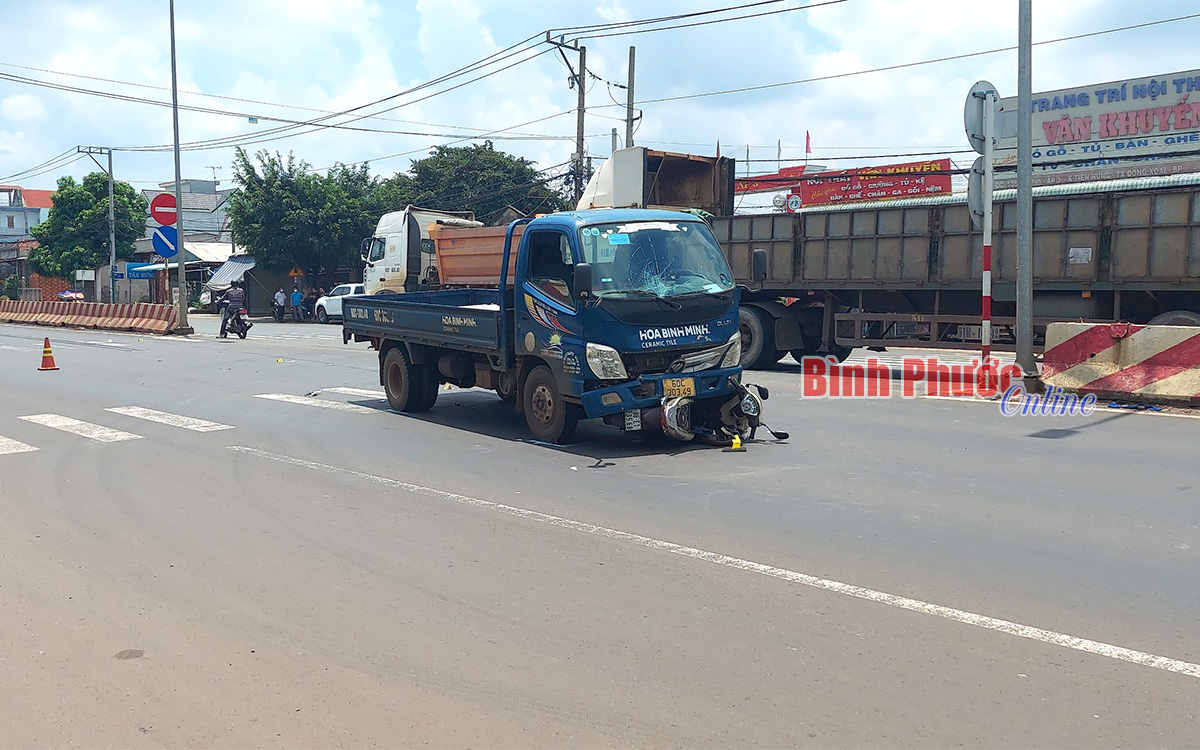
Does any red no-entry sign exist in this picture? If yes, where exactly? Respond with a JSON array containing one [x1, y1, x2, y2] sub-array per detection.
[[149, 193, 177, 225]]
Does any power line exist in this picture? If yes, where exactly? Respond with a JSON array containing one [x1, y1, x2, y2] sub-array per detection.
[[617, 12, 1200, 106], [577, 0, 846, 40]]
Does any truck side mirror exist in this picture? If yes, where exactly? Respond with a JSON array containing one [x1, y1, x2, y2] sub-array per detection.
[[752, 248, 768, 290], [574, 262, 593, 299], [359, 238, 370, 261]]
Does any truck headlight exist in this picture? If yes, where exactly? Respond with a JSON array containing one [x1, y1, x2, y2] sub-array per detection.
[[720, 331, 742, 368], [586, 343, 628, 379]]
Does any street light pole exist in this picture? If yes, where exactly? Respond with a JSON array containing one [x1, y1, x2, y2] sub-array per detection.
[[169, 0, 190, 332]]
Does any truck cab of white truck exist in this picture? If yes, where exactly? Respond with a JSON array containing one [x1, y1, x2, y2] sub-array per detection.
[[361, 206, 481, 295]]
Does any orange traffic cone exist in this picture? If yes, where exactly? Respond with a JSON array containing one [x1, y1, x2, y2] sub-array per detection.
[[38, 337, 59, 371]]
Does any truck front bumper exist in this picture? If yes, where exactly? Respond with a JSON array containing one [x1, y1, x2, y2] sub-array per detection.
[[578, 366, 743, 419]]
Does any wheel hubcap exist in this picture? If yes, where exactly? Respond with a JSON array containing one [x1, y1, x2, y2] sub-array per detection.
[[387, 364, 401, 397], [531, 384, 555, 425]]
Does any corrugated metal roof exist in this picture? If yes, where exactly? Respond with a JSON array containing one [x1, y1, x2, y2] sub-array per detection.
[[20, 189, 54, 209], [794, 172, 1200, 214], [203, 255, 256, 291], [141, 189, 233, 212]]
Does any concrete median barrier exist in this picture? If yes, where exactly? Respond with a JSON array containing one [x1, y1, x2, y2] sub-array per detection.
[[1041, 321, 1200, 405], [0, 300, 178, 334]]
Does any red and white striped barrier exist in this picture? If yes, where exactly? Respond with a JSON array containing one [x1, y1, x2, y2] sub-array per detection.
[[1041, 322, 1200, 405], [0, 300, 178, 334]]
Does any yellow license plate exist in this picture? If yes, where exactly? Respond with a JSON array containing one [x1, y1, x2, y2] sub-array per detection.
[[663, 377, 696, 398]]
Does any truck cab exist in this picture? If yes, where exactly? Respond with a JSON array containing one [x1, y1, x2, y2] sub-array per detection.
[[360, 206, 481, 294], [514, 210, 744, 435]]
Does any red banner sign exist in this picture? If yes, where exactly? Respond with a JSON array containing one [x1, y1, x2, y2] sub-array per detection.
[[735, 165, 809, 195], [798, 159, 952, 206]]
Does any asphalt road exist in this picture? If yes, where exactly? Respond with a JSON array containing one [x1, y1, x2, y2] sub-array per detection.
[[1, 318, 1197, 747]]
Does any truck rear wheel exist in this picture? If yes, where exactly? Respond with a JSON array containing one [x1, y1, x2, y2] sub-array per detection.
[[738, 306, 780, 370], [383, 347, 424, 412], [1148, 310, 1200, 326], [523, 365, 578, 444], [410, 364, 440, 412]]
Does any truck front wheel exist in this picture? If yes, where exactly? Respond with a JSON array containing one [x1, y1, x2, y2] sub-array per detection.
[[383, 347, 425, 412], [523, 365, 579, 444]]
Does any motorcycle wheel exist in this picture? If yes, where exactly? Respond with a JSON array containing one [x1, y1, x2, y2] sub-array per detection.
[[236, 322, 248, 339]]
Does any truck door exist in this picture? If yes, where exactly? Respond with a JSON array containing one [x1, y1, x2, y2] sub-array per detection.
[[517, 229, 582, 380], [362, 237, 387, 293]]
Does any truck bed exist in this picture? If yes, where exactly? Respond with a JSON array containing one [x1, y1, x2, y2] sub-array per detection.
[[342, 289, 507, 354]]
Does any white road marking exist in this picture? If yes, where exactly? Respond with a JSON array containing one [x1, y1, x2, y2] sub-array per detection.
[[18, 414, 141, 442], [229, 445, 1200, 681], [104, 406, 234, 432], [324, 387, 386, 399], [253, 393, 379, 414], [0, 436, 39, 455]]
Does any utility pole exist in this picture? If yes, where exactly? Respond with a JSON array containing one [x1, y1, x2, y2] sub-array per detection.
[[625, 46, 636, 148], [611, 128, 619, 155], [204, 165, 222, 182], [76, 146, 116, 303], [576, 44, 587, 203], [169, 0, 191, 332], [1016, 0, 1035, 384], [547, 33, 587, 204]]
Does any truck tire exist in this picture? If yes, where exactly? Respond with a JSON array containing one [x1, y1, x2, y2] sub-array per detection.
[[382, 347, 422, 412], [409, 364, 440, 412], [738, 306, 779, 370], [790, 346, 852, 363], [495, 370, 518, 402], [1148, 310, 1200, 326], [523, 365, 579, 444]]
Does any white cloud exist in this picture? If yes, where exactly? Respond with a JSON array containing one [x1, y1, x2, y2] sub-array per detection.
[[0, 0, 1197, 194], [1, 94, 48, 122]]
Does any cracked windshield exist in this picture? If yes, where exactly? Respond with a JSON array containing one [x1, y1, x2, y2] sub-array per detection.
[[581, 221, 733, 298]]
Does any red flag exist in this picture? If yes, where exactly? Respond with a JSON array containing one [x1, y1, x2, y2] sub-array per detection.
[[806, 131, 812, 154]]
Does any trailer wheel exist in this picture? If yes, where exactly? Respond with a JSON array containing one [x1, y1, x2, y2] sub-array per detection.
[[1148, 310, 1200, 326], [738, 306, 779, 370], [790, 346, 852, 364], [523, 365, 578, 444], [382, 347, 422, 412], [409, 364, 440, 412]]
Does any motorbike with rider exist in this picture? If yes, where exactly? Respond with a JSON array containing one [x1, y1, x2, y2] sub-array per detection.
[[217, 281, 253, 339]]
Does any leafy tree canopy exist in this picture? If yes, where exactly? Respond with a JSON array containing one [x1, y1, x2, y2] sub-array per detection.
[[409, 144, 568, 224], [226, 143, 567, 274], [28, 173, 148, 279]]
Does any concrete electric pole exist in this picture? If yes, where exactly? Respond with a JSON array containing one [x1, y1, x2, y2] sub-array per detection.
[[76, 146, 117, 303], [1016, 0, 1035, 384], [169, 0, 191, 332]]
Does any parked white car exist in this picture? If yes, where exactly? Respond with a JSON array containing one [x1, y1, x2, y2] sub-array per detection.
[[315, 283, 365, 324]]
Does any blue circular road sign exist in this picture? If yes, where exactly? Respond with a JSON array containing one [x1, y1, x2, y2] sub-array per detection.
[[152, 224, 179, 258]]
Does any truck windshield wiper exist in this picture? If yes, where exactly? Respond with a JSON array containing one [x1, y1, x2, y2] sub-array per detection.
[[669, 288, 733, 301], [597, 289, 682, 310]]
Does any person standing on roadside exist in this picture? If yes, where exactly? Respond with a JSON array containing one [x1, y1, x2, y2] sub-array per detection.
[[291, 287, 303, 321]]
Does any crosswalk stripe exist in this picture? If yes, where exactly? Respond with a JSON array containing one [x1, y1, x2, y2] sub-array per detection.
[[253, 393, 379, 414], [104, 406, 235, 432], [18, 414, 142, 442], [324, 387, 386, 398], [0, 436, 39, 456]]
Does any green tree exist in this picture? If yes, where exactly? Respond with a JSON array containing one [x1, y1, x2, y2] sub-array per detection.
[[28, 173, 148, 279], [1, 274, 19, 300], [409, 144, 568, 224], [227, 148, 416, 274]]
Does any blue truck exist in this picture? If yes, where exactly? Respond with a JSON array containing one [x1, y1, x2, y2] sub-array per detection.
[[342, 208, 775, 444]]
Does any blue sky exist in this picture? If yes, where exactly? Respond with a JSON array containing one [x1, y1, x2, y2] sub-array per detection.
[[1, 0, 1197, 210]]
